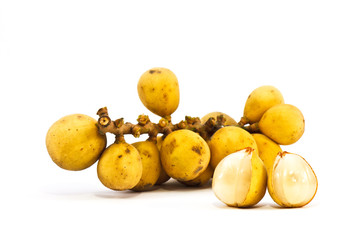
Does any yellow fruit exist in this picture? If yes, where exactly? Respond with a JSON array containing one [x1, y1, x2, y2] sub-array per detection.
[[268, 152, 318, 207], [179, 165, 214, 187], [252, 133, 282, 173], [155, 136, 170, 185], [259, 104, 305, 145], [132, 141, 161, 191], [97, 142, 142, 191], [243, 85, 284, 124], [209, 126, 258, 169], [212, 148, 267, 207], [160, 130, 210, 181], [200, 112, 237, 126], [46, 114, 106, 171], [137, 67, 180, 117]]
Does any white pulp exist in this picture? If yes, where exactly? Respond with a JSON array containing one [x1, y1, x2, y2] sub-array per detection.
[[273, 152, 317, 207], [212, 149, 252, 206]]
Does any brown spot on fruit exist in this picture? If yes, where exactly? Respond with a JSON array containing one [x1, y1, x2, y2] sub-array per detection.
[[191, 146, 202, 155], [193, 166, 204, 174], [118, 155, 123, 158], [167, 139, 177, 154], [149, 70, 156, 74], [125, 148, 130, 154], [163, 93, 168, 101]]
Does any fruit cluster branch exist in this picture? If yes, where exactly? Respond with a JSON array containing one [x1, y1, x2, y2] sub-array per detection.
[[96, 107, 229, 142]]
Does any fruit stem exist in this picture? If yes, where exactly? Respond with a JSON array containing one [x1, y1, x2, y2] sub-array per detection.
[[243, 123, 260, 133], [96, 107, 230, 142]]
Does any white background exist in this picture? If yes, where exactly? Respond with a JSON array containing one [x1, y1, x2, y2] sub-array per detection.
[[1, 0, 359, 239]]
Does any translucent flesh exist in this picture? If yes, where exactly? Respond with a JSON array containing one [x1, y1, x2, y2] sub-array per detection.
[[212, 150, 252, 206], [273, 153, 317, 206]]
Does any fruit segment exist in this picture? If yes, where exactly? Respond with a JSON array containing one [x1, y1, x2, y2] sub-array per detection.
[[269, 152, 318, 207], [212, 148, 267, 207]]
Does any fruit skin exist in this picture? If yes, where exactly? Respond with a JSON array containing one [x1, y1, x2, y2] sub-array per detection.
[[46, 114, 106, 171], [160, 130, 210, 181], [243, 85, 284, 124], [201, 112, 237, 126], [267, 152, 318, 207], [155, 136, 170, 185], [252, 133, 282, 173], [97, 142, 142, 191], [212, 148, 267, 207], [178, 165, 214, 187], [209, 126, 258, 169], [132, 141, 161, 191], [137, 67, 180, 117], [259, 104, 305, 145], [241, 152, 267, 207]]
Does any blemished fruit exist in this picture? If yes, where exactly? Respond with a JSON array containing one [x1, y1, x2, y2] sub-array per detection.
[[252, 133, 282, 173], [155, 135, 171, 185], [97, 142, 142, 191], [209, 126, 258, 169], [212, 148, 267, 207], [132, 141, 161, 191], [268, 152, 318, 207], [201, 112, 237, 126], [160, 130, 210, 181], [46, 114, 107, 171], [46, 65, 315, 210], [243, 85, 284, 124], [179, 165, 214, 187], [259, 104, 305, 145], [137, 67, 180, 117]]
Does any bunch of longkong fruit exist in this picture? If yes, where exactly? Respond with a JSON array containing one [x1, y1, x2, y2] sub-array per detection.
[[46, 67, 318, 208]]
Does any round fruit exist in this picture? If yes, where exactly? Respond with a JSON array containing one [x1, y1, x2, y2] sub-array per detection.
[[201, 112, 237, 126], [137, 67, 180, 117], [97, 142, 142, 191], [160, 130, 210, 181], [252, 133, 282, 173], [209, 126, 258, 169], [46, 114, 107, 171], [259, 104, 305, 145], [268, 152, 318, 207], [212, 148, 267, 207], [243, 85, 284, 124], [178, 165, 214, 187], [132, 141, 161, 191]]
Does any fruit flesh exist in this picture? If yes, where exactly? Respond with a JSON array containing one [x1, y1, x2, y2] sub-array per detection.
[[46, 114, 106, 171], [269, 152, 318, 207], [132, 141, 161, 191], [97, 142, 142, 191], [243, 85, 284, 123], [212, 150, 252, 206], [259, 104, 305, 145], [212, 148, 267, 207], [137, 67, 180, 117], [160, 130, 210, 181], [209, 126, 258, 169]]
